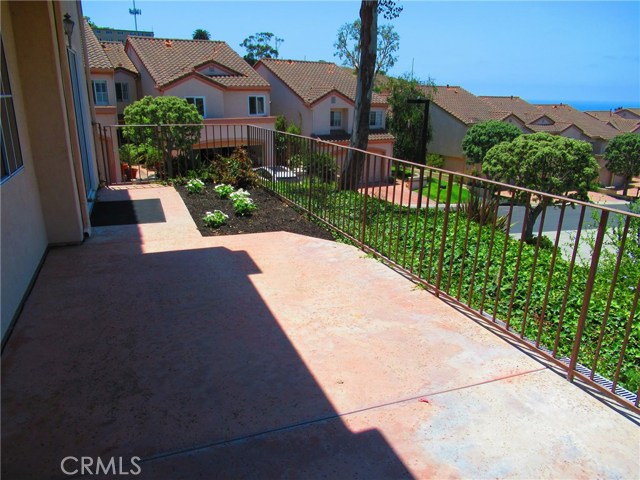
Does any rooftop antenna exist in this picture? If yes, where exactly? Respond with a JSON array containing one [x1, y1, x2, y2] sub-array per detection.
[[129, 0, 141, 34], [411, 58, 414, 80]]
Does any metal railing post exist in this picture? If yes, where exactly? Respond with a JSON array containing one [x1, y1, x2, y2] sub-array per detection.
[[435, 174, 454, 297], [567, 210, 609, 382]]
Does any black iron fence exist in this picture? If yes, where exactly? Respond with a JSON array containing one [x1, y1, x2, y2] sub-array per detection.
[[95, 122, 640, 411], [95, 123, 253, 184]]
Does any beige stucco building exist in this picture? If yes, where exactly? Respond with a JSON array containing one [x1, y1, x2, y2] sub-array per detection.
[[255, 59, 394, 182], [1, 0, 100, 343], [125, 37, 276, 160], [419, 85, 625, 185]]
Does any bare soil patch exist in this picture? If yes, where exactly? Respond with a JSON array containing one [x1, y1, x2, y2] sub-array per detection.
[[175, 184, 335, 241]]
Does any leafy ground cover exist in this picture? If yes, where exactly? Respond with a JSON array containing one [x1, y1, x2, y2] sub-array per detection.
[[268, 178, 640, 393]]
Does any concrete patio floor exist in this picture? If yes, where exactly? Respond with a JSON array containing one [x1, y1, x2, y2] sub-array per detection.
[[2, 185, 638, 479]]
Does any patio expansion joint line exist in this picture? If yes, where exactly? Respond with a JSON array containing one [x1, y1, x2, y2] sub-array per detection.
[[138, 366, 547, 467]]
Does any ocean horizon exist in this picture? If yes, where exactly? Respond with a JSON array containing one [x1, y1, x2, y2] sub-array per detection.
[[528, 99, 640, 112]]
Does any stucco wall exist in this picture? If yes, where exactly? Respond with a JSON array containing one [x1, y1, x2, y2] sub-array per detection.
[[223, 90, 271, 118], [0, 1, 50, 340], [10, 0, 86, 244], [126, 46, 158, 97], [427, 103, 468, 161], [254, 64, 311, 134], [312, 95, 354, 135], [164, 78, 225, 118], [1, 0, 94, 340]]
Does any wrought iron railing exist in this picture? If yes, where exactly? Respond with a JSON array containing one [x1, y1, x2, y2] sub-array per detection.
[[246, 125, 640, 411], [94, 122, 640, 411]]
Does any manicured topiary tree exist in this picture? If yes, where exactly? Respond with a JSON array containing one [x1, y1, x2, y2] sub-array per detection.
[[462, 120, 523, 165], [483, 132, 599, 242], [123, 96, 202, 176]]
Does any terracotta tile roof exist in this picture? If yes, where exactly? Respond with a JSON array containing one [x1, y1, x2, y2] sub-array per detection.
[[526, 122, 574, 134], [480, 96, 620, 139], [83, 18, 112, 70], [585, 110, 615, 121], [585, 111, 640, 133], [480, 95, 531, 113], [419, 85, 495, 125], [313, 130, 394, 143], [127, 37, 270, 90], [606, 117, 640, 133], [100, 41, 138, 75], [256, 59, 387, 106], [535, 103, 620, 139], [615, 108, 640, 118]]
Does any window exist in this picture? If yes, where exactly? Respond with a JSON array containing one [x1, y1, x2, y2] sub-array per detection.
[[1, 40, 23, 181], [92, 80, 109, 106], [115, 82, 129, 102], [248, 95, 265, 116], [369, 111, 383, 128], [330, 110, 342, 128], [185, 96, 205, 117]]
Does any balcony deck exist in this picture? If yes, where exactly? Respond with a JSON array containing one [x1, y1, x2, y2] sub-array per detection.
[[2, 185, 638, 479]]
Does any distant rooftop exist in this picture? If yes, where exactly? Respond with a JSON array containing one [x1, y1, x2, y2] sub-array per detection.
[[93, 27, 154, 44], [256, 59, 387, 106], [126, 37, 270, 90]]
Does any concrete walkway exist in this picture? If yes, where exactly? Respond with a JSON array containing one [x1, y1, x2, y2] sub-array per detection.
[[2, 185, 638, 479]]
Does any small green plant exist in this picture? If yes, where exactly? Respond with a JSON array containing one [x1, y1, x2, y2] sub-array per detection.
[[186, 178, 205, 194], [214, 184, 235, 199], [233, 197, 257, 216], [229, 189, 251, 201], [202, 210, 228, 228], [457, 194, 510, 232]]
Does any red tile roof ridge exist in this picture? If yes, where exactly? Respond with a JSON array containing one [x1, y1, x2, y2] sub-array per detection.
[[127, 36, 269, 89], [256, 58, 386, 106]]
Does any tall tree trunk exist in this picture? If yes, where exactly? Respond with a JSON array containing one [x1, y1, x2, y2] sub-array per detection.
[[524, 203, 545, 243], [339, 1, 378, 191], [623, 175, 630, 197]]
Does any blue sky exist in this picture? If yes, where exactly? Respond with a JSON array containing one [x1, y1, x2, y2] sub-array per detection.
[[82, 0, 640, 110]]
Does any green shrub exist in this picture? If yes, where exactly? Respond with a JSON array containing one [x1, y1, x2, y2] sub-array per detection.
[[426, 153, 445, 168], [207, 148, 258, 188], [289, 151, 336, 181]]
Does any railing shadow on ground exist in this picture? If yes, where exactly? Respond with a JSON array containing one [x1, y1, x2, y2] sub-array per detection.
[[1, 235, 414, 478], [246, 125, 640, 413]]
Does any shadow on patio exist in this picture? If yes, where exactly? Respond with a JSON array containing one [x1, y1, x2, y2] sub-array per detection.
[[2, 186, 638, 479]]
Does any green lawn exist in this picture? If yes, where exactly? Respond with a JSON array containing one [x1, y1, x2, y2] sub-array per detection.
[[417, 175, 471, 204]]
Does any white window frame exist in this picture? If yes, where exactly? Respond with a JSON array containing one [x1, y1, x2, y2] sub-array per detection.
[[330, 110, 342, 128], [1, 41, 23, 182], [92, 80, 109, 106], [185, 96, 206, 117], [369, 110, 383, 128], [115, 82, 129, 102], [248, 95, 266, 116]]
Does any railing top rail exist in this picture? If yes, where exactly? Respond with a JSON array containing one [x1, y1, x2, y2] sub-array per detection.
[[248, 124, 640, 219]]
